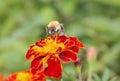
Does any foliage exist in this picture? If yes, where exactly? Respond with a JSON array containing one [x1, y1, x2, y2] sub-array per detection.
[[93, 69, 117, 81], [0, 0, 120, 80]]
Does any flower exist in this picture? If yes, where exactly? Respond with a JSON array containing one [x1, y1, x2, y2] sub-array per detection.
[[0, 74, 4, 81], [5, 70, 46, 81], [26, 35, 85, 78], [86, 47, 98, 61]]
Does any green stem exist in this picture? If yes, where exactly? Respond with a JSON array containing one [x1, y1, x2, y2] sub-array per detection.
[[87, 69, 92, 81], [76, 66, 82, 81], [87, 61, 95, 81]]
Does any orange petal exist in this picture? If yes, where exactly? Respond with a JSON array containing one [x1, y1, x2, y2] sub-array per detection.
[[60, 50, 77, 62], [6, 71, 47, 81], [31, 57, 44, 74], [0, 74, 4, 81], [44, 57, 62, 78]]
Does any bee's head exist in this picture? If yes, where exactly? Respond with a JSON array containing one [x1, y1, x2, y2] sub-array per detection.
[[47, 21, 64, 36]]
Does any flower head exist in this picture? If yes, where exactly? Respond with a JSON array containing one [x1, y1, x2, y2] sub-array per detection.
[[6, 70, 46, 81], [26, 35, 84, 78], [0, 74, 4, 81]]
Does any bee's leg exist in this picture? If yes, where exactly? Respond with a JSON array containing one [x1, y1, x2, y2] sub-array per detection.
[[59, 31, 65, 36]]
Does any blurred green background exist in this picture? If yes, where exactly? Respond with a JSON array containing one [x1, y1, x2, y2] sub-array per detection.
[[0, 0, 120, 81]]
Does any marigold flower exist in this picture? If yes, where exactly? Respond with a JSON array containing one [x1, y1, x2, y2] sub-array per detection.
[[5, 70, 46, 81], [0, 74, 4, 81], [26, 35, 85, 78]]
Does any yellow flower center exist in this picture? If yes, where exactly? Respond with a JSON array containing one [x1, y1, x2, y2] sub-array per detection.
[[32, 38, 65, 59], [16, 72, 32, 81], [43, 39, 65, 54]]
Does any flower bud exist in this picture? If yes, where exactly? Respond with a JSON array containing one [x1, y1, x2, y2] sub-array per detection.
[[74, 58, 82, 67], [86, 47, 98, 61]]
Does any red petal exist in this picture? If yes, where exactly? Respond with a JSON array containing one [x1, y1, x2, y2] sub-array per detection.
[[26, 38, 46, 60], [26, 45, 35, 59], [31, 57, 44, 74], [60, 50, 77, 62], [44, 57, 62, 78], [65, 40, 75, 48], [6, 73, 17, 81], [70, 46, 79, 53], [76, 41, 85, 48], [69, 37, 85, 48], [36, 38, 45, 46], [56, 47, 62, 53], [57, 35, 68, 43], [59, 55, 70, 62], [32, 72, 46, 81], [26, 45, 45, 60]]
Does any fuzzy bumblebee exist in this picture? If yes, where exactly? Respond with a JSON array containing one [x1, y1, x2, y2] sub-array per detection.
[[46, 21, 65, 36]]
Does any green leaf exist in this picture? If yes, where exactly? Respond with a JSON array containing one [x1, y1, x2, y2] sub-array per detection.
[[109, 77, 117, 81], [102, 69, 110, 81], [93, 73, 101, 81]]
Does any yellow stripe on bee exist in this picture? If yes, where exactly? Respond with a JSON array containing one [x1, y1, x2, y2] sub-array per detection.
[[48, 21, 59, 28]]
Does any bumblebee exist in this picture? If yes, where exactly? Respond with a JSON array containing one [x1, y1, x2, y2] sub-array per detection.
[[46, 21, 65, 36]]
